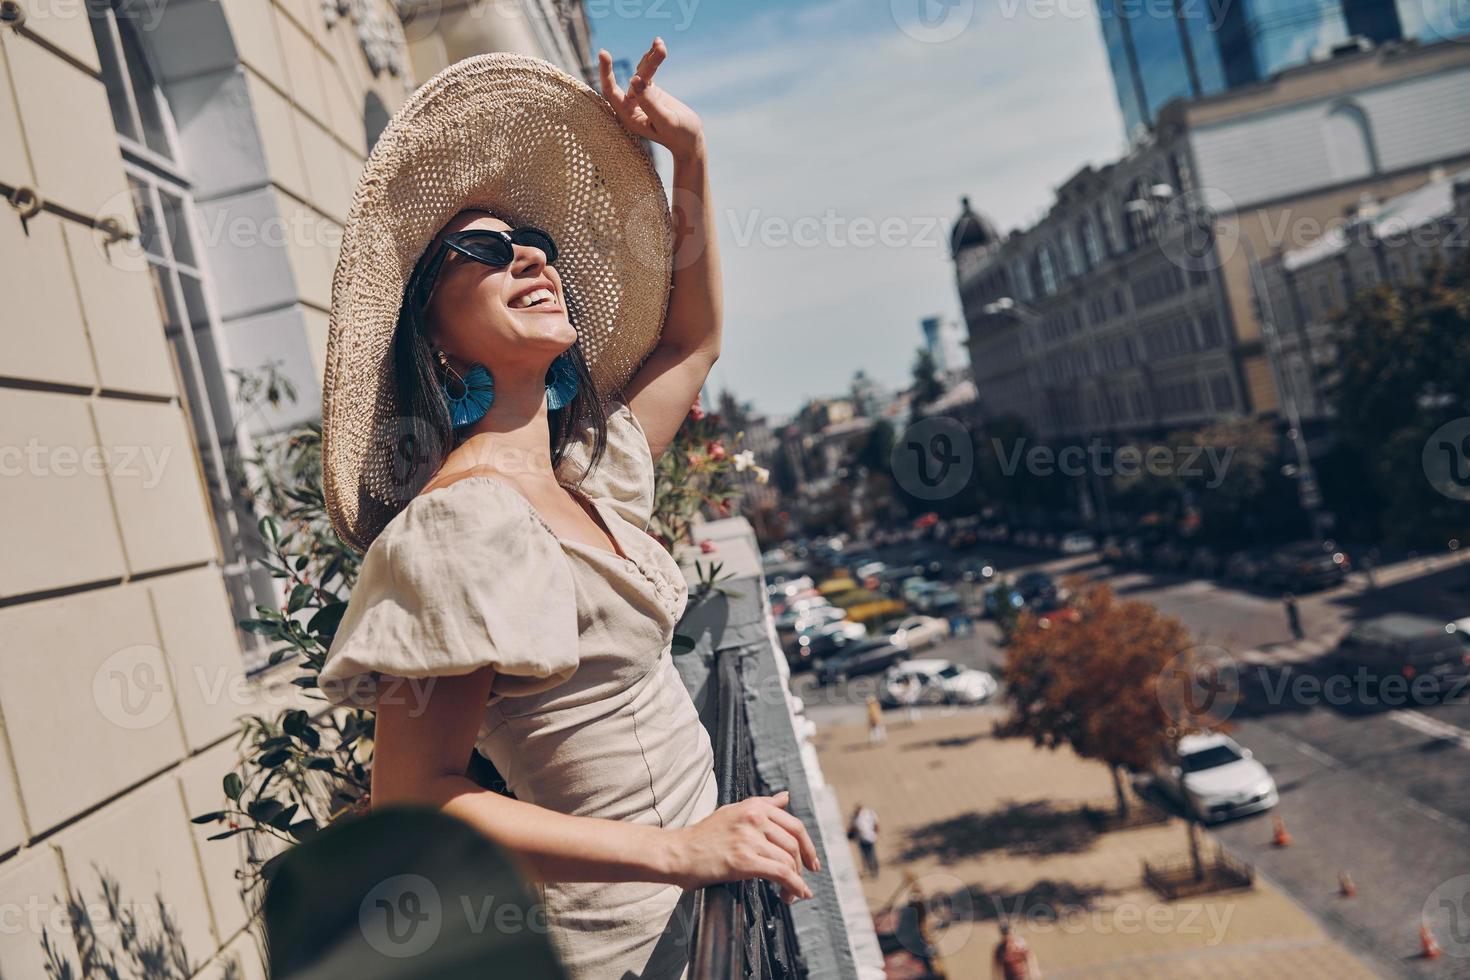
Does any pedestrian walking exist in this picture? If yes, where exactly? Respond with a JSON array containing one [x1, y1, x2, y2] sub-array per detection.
[[1283, 593, 1303, 641], [899, 673, 923, 724], [992, 921, 1041, 980], [848, 804, 880, 877], [866, 695, 887, 746]]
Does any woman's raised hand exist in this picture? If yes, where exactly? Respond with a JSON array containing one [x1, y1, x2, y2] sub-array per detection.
[[664, 791, 820, 903], [597, 38, 705, 162]]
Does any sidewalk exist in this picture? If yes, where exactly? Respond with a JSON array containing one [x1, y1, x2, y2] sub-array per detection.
[[815, 706, 1378, 979]]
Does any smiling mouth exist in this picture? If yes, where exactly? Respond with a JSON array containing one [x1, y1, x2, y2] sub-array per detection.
[[510, 287, 561, 311]]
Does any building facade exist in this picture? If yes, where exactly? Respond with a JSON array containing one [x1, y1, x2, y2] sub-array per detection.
[[1258, 166, 1470, 421], [0, 3, 590, 977], [1098, 0, 1470, 137], [955, 38, 1470, 447]]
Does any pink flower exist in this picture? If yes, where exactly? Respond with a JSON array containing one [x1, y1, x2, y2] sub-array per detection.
[[707, 440, 727, 461], [699, 540, 717, 553], [686, 451, 703, 469], [717, 498, 732, 516], [689, 394, 706, 421]]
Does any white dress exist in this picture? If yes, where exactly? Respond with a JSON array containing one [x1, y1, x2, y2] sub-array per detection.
[[320, 396, 719, 979]]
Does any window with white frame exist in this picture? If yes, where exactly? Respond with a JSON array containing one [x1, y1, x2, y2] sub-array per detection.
[[89, 0, 277, 671]]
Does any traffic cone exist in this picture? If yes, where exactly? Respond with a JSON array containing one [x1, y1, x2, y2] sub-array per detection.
[[1420, 921, 1444, 960], [1338, 871, 1356, 898], [1271, 816, 1293, 847]]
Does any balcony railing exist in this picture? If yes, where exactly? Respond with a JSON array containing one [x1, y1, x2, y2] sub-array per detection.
[[691, 647, 806, 980]]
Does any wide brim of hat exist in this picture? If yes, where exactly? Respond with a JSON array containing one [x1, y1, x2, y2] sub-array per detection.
[[322, 53, 674, 553]]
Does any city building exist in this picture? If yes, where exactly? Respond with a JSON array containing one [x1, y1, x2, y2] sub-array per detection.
[[919, 313, 966, 373], [1257, 165, 1470, 421], [953, 38, 1470, 448], [0, 3, 594, 977], [1097, 0, 1470, 137]]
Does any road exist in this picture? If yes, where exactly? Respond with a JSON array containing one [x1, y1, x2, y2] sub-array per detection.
[[787, 542, 1470, 978]]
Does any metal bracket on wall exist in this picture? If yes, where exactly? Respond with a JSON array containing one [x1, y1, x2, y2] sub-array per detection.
[[0, 179, 135, 243]]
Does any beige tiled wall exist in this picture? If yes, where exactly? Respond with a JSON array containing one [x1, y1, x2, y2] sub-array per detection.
[[0, 2, 413, 976], [1, 1, 585, 973]]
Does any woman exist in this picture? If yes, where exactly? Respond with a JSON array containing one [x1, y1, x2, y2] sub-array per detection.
[[316, 42, 818, 978]]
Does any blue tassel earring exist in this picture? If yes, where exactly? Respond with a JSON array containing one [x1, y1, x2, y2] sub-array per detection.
[[437, 349, 495, 428], [545, 352, 580, 410]]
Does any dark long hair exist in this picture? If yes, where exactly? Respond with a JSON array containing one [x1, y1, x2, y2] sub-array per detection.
[[391, 249, 608, 499]]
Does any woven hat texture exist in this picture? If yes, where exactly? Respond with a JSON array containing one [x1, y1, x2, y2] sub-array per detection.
[[322, 53, 674, 552]]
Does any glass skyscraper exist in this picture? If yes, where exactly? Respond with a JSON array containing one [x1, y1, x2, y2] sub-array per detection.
[[1098, 0, 1469, 137]]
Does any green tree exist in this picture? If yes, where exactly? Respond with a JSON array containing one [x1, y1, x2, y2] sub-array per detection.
[[1327, 251, 1470, 546], [910, 347, 945, 416]]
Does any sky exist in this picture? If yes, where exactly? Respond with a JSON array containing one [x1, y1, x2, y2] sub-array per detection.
[[589, 0, 1127, 420]]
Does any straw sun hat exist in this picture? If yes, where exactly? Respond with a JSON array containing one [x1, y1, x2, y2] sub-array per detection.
[[321, 53, 675, 553]]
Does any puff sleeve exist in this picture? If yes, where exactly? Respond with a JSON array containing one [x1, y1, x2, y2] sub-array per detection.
[[555, 394, 658, 530], [318, 479, 580, 711]]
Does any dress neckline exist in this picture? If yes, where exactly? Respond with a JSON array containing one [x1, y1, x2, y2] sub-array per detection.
[[416, 472, 638, 568]]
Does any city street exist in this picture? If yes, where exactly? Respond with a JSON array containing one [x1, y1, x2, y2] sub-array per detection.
[[789, 543, 1470, 978]]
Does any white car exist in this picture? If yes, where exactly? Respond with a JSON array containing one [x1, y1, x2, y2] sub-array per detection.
[[1059, 531, 1097, 554], [1152, 733, 1278, 823], [799, 620, 864, 643], [767, 576, 814, 599], [887, 615, 950, 651], [880, 659, 997, 706], [791, 606, 848, 632]]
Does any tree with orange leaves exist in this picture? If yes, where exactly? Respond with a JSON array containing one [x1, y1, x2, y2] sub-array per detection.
[[998, 583, 1193, 816]]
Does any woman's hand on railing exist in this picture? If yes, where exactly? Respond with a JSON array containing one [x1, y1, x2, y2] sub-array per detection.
[[662, 791, 820, 903]]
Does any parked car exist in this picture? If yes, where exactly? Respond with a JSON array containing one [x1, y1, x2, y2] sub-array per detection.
[[790, 605, 847, 632], [1220, 548, 1260, 585], [880, 660, 998, 706], [1333, 614, 1470, 695], [767, 575, 814, 599], [1150, 733, 1279, 823], [1258, 541, 1351, 592], [887, 615, 950, 650], [815, 638, 910, 685], [955, 557, 996, 583], [789, 629, 859, 670], [774, 597, 831, 631], [1014, 572, 1058, 604], [1059, 531, 1097, 554], [915, 583, 964, 615], [900, 576, 934, 604]]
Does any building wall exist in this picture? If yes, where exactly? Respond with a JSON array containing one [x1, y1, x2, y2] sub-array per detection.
[[0, 2, 588, 977], [955, 39, 1470, 444]]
